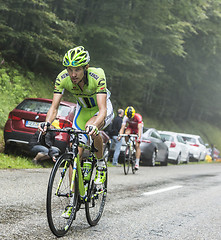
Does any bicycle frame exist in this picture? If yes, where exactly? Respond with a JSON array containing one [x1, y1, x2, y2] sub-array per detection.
[[70, 138, 96, 201], [51, 128, 93, 201], [120, 134, 138, 150]]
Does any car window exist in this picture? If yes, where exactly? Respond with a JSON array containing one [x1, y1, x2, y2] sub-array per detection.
[[17, 100, 51, 113], [182, 136, 196, 144], [151, 131, 161, 139], [198, 137, 205, 145], [16, 99, 71, 117], [160, 134, 173, 141], [177, 135, 185, 143], [57, 105, 72, 117], [143, 131, 149, 138]]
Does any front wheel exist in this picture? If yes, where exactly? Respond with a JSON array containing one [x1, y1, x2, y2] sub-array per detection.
[[103, 143, 110, 163], [46, 154, 79, 237], [131, 153, 136, 174], [85, 161, 107, 226], [123, 145, 130, 175]]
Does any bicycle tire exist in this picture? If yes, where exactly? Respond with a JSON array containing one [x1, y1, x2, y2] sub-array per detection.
[[123, 145, 130, 175], [103, 143, 110, 163], [85, 161, 107, 226], [47, 154, 79, 237], [131, 152, 136, 174]]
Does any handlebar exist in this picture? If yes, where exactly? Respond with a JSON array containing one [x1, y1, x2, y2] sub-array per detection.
[[119, 134, 138, 138], [47, 127, 87, 135]]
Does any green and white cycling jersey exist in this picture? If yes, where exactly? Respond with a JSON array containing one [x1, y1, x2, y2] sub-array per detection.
[[54, 67, 110, 110], [54, 67, 114, 144]]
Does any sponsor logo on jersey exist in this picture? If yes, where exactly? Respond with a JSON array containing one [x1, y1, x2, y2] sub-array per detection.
[[61, 73, 69, 79], [89, 72, 99, 80]]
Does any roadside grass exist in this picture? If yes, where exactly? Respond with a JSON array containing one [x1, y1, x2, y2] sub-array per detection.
[[0, 152, 220, 170], [0, 153, 36, 169], [0, 153, 55, 169]]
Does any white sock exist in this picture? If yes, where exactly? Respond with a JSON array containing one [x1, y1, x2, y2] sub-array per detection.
[[136, 159, 140, 165], [97, 159, 105, 167]]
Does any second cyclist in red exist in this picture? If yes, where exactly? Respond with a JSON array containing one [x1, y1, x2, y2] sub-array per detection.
[[118, 106, 143, 170]]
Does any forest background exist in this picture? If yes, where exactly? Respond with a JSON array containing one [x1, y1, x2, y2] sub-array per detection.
[[0, 0, 221, 151]]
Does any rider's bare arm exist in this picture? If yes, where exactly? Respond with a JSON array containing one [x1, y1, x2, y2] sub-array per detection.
[[137, 122, 143, 141], [46, 93, 63, 123], [118, 123, 126, 140], [86, 93, 107, 136], [39, 93, 62, 132], [95, 93, 107, 129]]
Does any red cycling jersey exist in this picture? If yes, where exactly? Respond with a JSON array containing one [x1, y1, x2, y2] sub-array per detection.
[[122, 113, 143, 134]]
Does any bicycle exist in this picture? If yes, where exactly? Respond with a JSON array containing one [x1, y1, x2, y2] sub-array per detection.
[[119, 134, 138, 175], [46, 127, 107, 237]]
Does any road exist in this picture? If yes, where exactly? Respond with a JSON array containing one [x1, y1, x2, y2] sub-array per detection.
[[0, 163, 221, 240]]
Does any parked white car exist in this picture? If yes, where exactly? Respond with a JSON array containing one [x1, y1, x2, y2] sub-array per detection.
[[178, 133, 207, 161], [159, 131, 189, 164]]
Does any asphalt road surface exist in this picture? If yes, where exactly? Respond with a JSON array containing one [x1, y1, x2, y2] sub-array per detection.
[[1, 163, 221, 240]]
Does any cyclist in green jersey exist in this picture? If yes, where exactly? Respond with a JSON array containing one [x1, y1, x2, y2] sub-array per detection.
[[39, 46, 114, 185]]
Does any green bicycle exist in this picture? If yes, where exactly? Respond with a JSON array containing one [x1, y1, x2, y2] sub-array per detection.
[[46, 127, 107, 237]]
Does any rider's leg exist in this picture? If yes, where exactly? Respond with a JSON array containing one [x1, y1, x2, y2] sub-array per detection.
[[124, 128, 131, 143], [85, 117, 107, 184], [93, 133, 103, 159], [85, 115, 104, 160], [135, 141, 141, 169]]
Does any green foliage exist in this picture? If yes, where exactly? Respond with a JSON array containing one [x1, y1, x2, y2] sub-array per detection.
[[0, 64, 53, 128], [0, 0, 221, 125], [0, 0, 76, 73]]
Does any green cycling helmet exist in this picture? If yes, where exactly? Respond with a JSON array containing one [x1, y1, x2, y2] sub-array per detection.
[[63, 46, 90, 67]]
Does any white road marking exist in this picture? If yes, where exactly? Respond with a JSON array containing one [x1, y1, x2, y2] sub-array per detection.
[[142, 185, 183, 196]]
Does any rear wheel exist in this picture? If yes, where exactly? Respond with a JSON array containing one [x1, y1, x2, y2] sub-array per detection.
[[161, 153, 168, 166], [123, 145, 130, 175], [131, 153, 136, 174], [184, 154, 189, 164], [103, 143, 110, 163], [47, 154, 79, 237], [4, 143, 15, 154], [175, 153, 181, 165], [150, 151, 157, 166], [85, 161, 107, 226]]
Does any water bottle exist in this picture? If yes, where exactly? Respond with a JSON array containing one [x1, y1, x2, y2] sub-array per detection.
[[83, 155, 93, 181]]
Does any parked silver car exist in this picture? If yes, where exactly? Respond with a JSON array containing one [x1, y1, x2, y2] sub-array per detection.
[[178, 133, 207, 161], [140, 128, 169, 166], [159, 131, 189, 164]]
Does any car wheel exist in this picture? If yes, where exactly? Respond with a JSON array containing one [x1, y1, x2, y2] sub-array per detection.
[[4, 143, 14, 154], [184, 154, 189, 164], [161, 153, 168, 166], [150, 151, 157, 166], [175, 153, 181, 165], [197, 153, 201, 162]]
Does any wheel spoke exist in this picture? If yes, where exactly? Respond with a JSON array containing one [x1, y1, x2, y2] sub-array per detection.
[[46, 155, 78, 237]]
